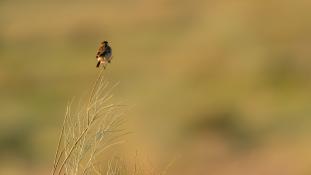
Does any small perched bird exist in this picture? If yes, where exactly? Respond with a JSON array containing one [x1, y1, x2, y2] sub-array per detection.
[[96, 41, 112, 68]]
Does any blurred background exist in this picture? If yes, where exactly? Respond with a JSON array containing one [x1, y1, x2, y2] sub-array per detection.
[[1, 0, 311, 174]]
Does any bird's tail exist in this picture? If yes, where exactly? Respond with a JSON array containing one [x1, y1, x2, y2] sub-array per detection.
[[96, 61, 101, 68]]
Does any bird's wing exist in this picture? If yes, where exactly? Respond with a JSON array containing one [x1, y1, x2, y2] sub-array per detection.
[[96, 46, 105, 58]]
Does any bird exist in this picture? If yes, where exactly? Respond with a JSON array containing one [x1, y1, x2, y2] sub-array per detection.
[[96, 41, 112, 68]]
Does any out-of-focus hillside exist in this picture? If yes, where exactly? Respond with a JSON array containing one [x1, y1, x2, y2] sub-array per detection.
[[1, 0, 311, 174]]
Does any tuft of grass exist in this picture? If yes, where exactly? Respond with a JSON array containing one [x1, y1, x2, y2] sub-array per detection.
[[52, 69, 174, 175], [52, 69, 128, 175]]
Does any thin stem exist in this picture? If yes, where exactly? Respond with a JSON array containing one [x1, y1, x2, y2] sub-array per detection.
[[52, 102, 71, 175]]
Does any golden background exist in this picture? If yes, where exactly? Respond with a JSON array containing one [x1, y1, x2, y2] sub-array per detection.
[[1, 0, 311, 174]]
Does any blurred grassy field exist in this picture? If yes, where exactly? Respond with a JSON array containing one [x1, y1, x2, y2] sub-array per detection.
[[1, 0, 311, 174]]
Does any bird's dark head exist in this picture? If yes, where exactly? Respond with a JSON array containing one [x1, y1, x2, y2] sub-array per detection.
[[101, 41, 109, 46]]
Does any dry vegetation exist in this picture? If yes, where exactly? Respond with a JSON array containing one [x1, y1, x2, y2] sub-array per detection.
[[52, 69, 173, 175], [52, 70, 129, 175], [51, 70, 168, 175]]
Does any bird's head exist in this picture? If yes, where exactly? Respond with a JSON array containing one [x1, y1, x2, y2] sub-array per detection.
[[101, 41, 109, 46]]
